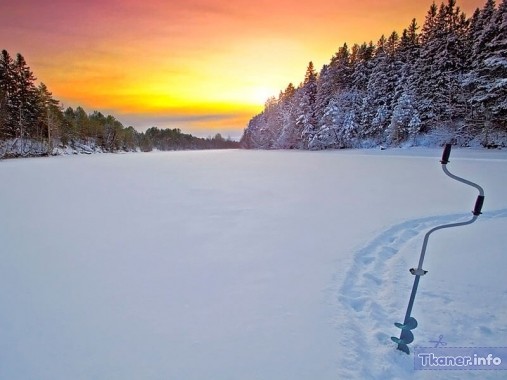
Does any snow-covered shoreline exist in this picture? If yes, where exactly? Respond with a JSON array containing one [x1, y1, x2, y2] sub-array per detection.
[[1, 136, 505, 161], [0, 138, 127, 159], [0, 138, 243, 160]]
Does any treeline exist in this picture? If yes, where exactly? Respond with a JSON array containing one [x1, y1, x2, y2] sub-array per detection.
[[141, 127, 238, 151], [241, 0, 506, 150], [0, 49, 238, 158]]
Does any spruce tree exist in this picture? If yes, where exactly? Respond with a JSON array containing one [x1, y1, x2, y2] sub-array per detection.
[[37, 82, 61, 149], [488, 0, 507, 124], [413, 2, 440, 130], [469, 0, 506, 131], [12, 53, 39, 139], [361, 34, 399, 142], [0, 50, 16, 138], [299, 62, 318, 147]]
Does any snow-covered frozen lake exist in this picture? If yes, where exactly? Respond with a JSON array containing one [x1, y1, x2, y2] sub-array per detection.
[[1, 148, 506, 379]]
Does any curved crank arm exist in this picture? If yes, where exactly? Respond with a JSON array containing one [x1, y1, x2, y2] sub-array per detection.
[[441, 144, 485, 214]]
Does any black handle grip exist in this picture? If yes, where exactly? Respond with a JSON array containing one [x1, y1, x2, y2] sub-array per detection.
[[441, 144, 452, 164], [473, 195, 485, 216]]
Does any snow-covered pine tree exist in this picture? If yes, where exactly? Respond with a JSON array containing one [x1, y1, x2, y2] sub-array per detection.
[[328, 43, 353, 94], [468, 0, 507, 137], [315, 64, 334, 128], [274, 83, 299, 148], [350, 42, 375, 142], [414, 0, 468, 131], [413, 2, 440, 130], [36, 82, 61, 151], [397, 19, 420, 88], [351, 42, 375, 94], [439, 0, 469, 121], [312, 44, 356, 149], [310, 90, 358, 149], [0, 50, 17, 138], [11, 53, 41, 143], [361, 33, 400, 144], [0, 87, 6, 138], [461, 7, 483, 135], [298, 62, 318, 148], [263, 96, 284, 148], [488, 0, 507, 124], [309, 96, 339, 150], [387, 90, 420, 145]]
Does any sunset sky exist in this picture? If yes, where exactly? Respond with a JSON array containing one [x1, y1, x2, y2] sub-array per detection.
[[1, 0, 486, 138]]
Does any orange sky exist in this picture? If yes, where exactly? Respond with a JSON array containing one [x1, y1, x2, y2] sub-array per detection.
[[1, 0, 486, 138]]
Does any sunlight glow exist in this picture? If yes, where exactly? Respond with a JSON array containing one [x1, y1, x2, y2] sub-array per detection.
[[1, 0, 487, 135]]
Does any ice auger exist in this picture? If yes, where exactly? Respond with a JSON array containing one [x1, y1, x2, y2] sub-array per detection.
[[391, 144, 485, 354]]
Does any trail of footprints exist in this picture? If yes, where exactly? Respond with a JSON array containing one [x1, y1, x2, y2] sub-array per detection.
[[336, 208, 507, 376], [339, 215, 449, 312]]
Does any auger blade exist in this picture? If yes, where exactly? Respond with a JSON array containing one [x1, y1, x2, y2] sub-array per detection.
[[394, 317, 418, 331], [390, 337, 411, 354]]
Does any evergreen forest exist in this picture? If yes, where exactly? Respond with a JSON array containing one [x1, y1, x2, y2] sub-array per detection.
[[240, 0, 506, 150], [0, 50, 238, 158]]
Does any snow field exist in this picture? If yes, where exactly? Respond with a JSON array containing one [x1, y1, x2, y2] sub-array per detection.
[[1, 148, 506, 379]]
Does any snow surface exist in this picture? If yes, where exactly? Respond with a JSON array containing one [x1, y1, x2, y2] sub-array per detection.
[[1, 148, 506, 379]]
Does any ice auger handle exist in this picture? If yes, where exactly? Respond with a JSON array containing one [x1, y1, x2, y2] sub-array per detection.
[[441, 143, 452, 164], [473, 195, 485, 215]]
